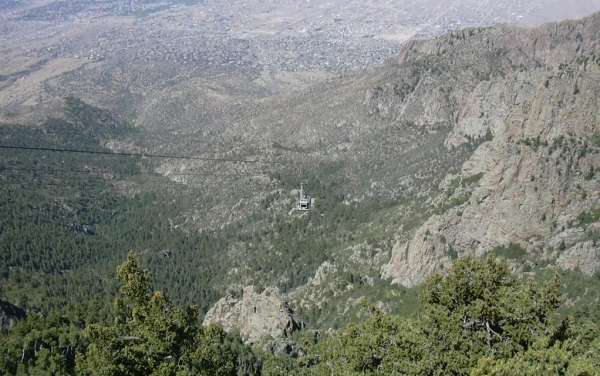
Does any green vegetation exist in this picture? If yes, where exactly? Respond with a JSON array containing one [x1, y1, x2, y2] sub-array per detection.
[[448, 245, 459, 260], [490, 242, 527, 260], [4, 256, 599, 375], [518, 136, 548, 152], [298, 277, 422, 331], [1, 254, 259, 375], [0, 98, 419, 323], [433, 173, 483, 215], [578, 208, 600, 226], [2, 97, 600, 375], [79, 254, 259, 375], [269, 258, 600, 375], [550, 269, 600, 320], [434, 191, 471, 214]]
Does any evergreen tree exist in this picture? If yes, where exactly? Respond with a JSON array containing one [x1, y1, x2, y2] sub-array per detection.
[[286, 258, 600, 376], [77, 253, 258, 376]]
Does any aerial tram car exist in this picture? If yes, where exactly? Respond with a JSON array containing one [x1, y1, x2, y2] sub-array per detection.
[[297, 183, 314, 211]]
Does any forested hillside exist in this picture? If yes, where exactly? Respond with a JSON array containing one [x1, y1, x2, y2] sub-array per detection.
[[2, 255, 600, 375], [2, 4, 600, 375], [1, 100, 599, 372], [0, 97, 422, 320]]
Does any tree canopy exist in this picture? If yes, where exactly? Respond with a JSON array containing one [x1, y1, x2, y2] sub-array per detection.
[[2, 256, 599, 375], [287, 257, 600, 376], [78, 253, 259, 376]]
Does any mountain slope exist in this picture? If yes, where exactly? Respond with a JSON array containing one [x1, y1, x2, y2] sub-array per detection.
[[2, 4, 600, 341], [198, 12, 600, 336], [381, 13, 600, 286]]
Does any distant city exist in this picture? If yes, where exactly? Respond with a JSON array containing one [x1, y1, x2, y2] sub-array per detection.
[[3, 0, 600, 78]]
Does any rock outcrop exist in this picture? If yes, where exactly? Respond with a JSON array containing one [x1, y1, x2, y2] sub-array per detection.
[[0, 300, 26, 332], [203, 286, 303, 344], [557, 241, 600, 275], [383, 13, 600, 286]]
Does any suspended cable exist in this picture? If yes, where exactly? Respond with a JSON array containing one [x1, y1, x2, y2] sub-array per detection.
[[0, 166, 112, 176], [0, 144, 288, 165], [0, 165, 266, 179]]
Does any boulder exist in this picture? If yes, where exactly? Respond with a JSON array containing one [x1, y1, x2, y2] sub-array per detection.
[[204, 286, 303, 344]]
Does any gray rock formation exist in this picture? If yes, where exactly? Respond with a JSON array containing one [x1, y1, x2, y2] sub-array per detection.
[[269, 338, 307, 358], [203, 286, 303, 344], [557, 241, 600, 275], [383, 13, 600, 286], [0, 300, 26, 332]]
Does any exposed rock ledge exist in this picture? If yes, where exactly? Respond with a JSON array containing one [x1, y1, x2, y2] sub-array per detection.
[[203, 286, 303, 345], [0, 300, 26, 332], [381, 12, 600, 287], [557, 241, 600, 276]]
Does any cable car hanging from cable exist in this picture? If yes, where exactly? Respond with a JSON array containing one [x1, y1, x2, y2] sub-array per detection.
[[297, 183, 313, 211]]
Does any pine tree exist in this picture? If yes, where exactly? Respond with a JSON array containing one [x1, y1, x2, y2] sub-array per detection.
[[77, 253, 257, 376]]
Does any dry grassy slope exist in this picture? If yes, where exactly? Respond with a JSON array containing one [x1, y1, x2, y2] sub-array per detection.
[[382, 13, 600, 286], [216, 68, 469, 192], [144, 58, 475, 234]]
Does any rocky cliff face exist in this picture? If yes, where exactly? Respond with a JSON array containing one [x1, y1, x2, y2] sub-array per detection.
[[203, 286, 303, 345], [382, 13, 600, 286], [0, 300, 26, 332]]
